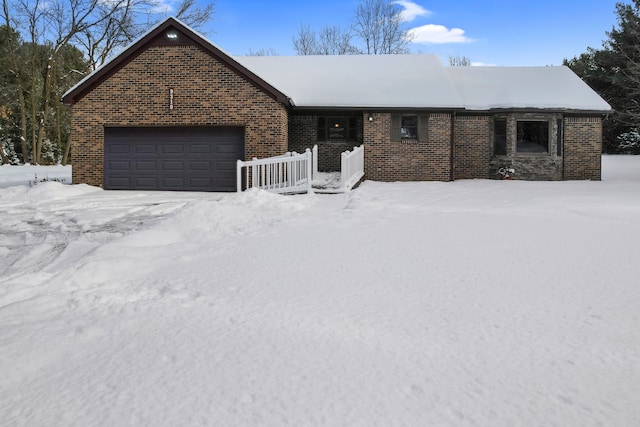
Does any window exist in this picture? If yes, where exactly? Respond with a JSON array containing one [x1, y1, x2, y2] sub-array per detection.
[[317, 116, 357, 141], [391, 114, 428, 142], [494, 118, 507, 155], [516, 121, 549, 153], [401, 116, 418, 139]]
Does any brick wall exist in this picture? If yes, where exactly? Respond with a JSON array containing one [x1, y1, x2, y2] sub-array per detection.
[[364, 112, 452, 181], [563, 116, 602, 180], [453, 115, 491, 179], [288, 114, 363, 171], [71, 45, 288, 186]]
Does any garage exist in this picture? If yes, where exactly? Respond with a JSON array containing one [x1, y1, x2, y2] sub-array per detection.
[[104, 126, 244, 191]]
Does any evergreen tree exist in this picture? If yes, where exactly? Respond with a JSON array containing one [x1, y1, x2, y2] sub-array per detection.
[[565, 1, 640, 153]]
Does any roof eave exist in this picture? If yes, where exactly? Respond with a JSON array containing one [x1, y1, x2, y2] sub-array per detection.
[[290, 105, 466, 112], [62, 17, 291, 107], [461, 107, 613, 115]]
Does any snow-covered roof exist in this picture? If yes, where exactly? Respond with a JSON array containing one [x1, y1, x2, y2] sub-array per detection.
[[235, 54, 465, 109], [63, 16, 611, 113], [446, 66, 612, 112]]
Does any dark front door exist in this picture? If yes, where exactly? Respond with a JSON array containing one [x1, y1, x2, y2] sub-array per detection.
[[104, 126, 244, 191]]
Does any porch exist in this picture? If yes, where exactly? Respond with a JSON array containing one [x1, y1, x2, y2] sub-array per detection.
[[237, 145, 364, 194]]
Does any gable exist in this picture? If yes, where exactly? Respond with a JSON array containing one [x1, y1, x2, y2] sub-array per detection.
[[62, 18, 290, 106]]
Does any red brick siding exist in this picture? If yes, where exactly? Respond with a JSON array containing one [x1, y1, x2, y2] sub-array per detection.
[[563, 116, 602, 180], [71, 45, 288, 186], [364, 112, 452, 181]]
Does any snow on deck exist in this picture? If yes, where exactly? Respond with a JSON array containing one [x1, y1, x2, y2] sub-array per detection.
[[1, 157, 639, 426]]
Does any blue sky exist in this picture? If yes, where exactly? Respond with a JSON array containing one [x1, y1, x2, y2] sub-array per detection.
[[197, 0, 621, 66]]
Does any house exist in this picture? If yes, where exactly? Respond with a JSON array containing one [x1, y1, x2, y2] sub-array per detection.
[[62, 17, 612, 191]]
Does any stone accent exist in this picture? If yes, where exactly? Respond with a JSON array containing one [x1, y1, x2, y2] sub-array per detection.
[[563, 116, 602, 180], [70, 45, 288, 187], [489, 113, 563, 181], [364, 112, 452, 181], [288, 114, 363, 171], [453, 115, 491, 179]]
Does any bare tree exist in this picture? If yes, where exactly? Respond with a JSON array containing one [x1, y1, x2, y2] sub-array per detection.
[[448, 54, 471, 66], [293, 24, 359, 55], [76, 0, 215, 71], [317, 25, 359, 55], [352, 0, 411, 54], [246, 47, 279, 56], [293, 24, 318, 55]]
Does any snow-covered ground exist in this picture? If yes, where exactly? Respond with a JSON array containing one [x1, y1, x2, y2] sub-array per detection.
[[1, 157, 639, 426], [0, 164, 71, 189]]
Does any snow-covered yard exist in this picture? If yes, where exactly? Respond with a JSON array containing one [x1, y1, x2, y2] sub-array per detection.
[[1, 157, 639, 426]]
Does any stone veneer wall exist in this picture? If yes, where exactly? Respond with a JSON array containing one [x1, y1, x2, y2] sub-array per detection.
[[453, 115, 492, 179], [489, 113, 563, 181], [364, 112, 452, 181], [563, 116, 602, 180], [71, 45, 288, 187]]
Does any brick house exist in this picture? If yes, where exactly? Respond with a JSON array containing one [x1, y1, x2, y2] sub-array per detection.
[[62, 17, 611, 191]]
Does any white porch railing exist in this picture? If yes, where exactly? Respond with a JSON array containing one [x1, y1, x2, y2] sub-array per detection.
[[340, 145, 365, 191], [237, 147, 314, 194]]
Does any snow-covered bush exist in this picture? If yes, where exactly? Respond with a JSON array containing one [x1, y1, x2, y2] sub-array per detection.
[[617, 128, 640, 154], [1, 137, 20, 165]]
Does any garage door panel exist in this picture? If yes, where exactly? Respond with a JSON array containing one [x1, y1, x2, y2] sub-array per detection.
[[187, 177, 214, 187], [107, 161, 131, 171], [216, 161, 237, 171], [107, 144, 131, 155], [104, 126, 244, 191], [217, 143, 243, 154], [161, 160, 185, 171], [162, 177, 185, 188], [162, 144, 185, 155], [133, 161, 158, 172], [109, 177, 132, 187], [190, 144, 212, 154], [134, 144, 158, 155], [134, 177, 159, 189], [213, 178, 236, 191], [188, 161, 212, 172]]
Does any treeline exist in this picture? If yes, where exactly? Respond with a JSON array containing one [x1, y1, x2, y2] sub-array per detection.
[[565, 1, 640, 153], [0, 0, 214, 165]]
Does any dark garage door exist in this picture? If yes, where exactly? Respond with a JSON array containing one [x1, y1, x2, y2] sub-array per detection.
[[104, 127, 244, 191]]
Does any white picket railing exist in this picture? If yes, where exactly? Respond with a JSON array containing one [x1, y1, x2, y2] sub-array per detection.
[[340, 145, 365, 191], [312, 144, 318, 178], [237, 147, 314, 194]]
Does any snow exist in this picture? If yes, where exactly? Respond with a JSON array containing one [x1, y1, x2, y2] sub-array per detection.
[[0, 164, 71, 189], [1, 157, 640, 426], [447, 66, 612, 111], [236, 54, 465, 108], [236, 56, 611, 111]]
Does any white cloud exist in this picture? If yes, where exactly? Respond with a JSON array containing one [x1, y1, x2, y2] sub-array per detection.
[[409, 24, 473, 44], [393, 1, 431, 22]]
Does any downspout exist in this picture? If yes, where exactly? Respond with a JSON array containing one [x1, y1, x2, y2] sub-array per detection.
[[450, 111, 456, 181]]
